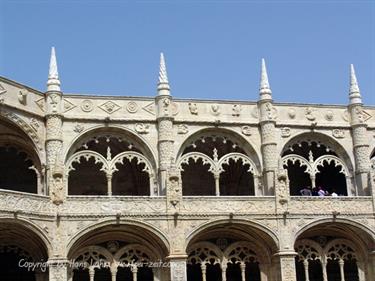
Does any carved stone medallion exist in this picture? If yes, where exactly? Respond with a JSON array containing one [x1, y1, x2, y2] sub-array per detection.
[[81, 100, 94, 112]]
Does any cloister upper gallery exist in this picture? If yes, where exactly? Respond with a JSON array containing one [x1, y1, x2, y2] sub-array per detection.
[[0, 49, 374, 281]]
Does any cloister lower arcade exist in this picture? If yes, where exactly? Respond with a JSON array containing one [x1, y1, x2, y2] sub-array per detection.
[[281, 134, 353, 196], [0, 220, 50, 281], [67, 223, 169, 281], [294, 221, 375, 281], [185, 221, 278, 281], [66, 130, 157, 196], [0, 118, 43, 194], [177, 131, 261, 196]]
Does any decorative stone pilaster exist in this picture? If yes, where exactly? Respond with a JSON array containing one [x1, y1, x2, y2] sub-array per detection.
[[275, 165, 290, 213], [258, 59, 278, 195], [168, 255, 188, 281], [275, 252, 297, 281], [45, 47, 65, 204], [348, 64, 370, 195], [48, 258, 69, 281], [166, 164, 182, 211], [156, 53, 174, 195]]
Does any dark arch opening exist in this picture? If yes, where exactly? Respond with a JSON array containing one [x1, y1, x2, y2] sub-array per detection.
[[0, 248, 36, 281], [0, 146, 37, 193], [68, 158, 107, 195], [67, 135, 151, 196], [220, 159, 254, 195], [315, 161, 347, 196], [282, 141, 347, 196], [112, 159, 150, 196], [181, 134, 256, 196], [283, 160, 311, 196], [182, 159, 215, 196]]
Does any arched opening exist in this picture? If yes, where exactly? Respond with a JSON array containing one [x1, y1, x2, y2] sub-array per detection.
[[294, 221, 375, 281], [178, 131, 259, 196], [282, 135, 351, 196], [0, 220, 50, 281], [68, 222, 169, 281], [181, 159, 215, 195], [66, 131, 156, 196], [186, 221, 277, 281], [0, 119, 42, 194], [371, 149, 375, 171]]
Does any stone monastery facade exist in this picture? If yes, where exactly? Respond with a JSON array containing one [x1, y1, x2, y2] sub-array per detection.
[[0, 48, 374, 281]]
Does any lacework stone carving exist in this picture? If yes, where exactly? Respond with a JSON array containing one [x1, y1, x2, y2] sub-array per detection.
[[170, 260, 187, 281], [178, 151, 258, 177], [46, 115, 62, 139], [46, 140, 62, 166], [66, 150, 154, 178], [282, 153, 350, 179], [280, 256, 297, 281], [0, 193, 53, 213], [296, 238, 358, 265]]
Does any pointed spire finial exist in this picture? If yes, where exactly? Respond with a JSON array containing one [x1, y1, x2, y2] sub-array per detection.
[[47, 47, 61, 92], [349, 64, 362, 105], [157, 52, 170, 94], [259, 58, 272, 100]]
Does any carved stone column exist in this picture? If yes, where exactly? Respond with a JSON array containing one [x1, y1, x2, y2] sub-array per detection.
[[303, 260, 310, 281], [169, 255, 188, 281], [156, 53, 174, 195], [258, 59, 277, 195], [131, 265, 138, 281], [45, 47, 65, 204], [348, 65, 370, 195], [48, 258, 68, 281], [276, 252, 297, 281]]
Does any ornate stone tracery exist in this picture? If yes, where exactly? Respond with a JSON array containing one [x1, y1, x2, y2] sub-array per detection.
[[282, 139, 352, 195]]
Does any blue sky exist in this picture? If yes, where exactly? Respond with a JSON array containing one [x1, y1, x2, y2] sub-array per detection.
[[0, 1, 374, 105]]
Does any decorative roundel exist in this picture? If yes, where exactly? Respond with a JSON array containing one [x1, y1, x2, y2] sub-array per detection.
[[126, 101, 139, 113], [81, 100, 94, 112]]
